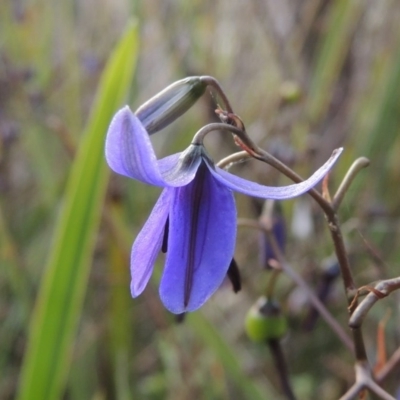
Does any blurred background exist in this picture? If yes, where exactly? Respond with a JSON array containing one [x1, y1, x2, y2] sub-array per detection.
[[1, 0, 400, 399]]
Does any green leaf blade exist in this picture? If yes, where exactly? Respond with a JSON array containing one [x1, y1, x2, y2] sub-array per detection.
[[17, 21, 139, 400]]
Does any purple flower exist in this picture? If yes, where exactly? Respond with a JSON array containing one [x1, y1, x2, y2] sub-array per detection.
[[105, 106, 342, 314]]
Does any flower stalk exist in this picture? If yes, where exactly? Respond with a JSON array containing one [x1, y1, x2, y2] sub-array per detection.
[[237, 218, 353, 351], [218, 109, 368, 362]]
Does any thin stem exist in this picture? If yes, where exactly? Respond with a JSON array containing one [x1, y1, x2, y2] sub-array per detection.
[[234, 138, 367, 360], [376, 346, 400, 383], [200, 75, 234, 113], [367, 380, 396, 400], [268, 339, 297, 400], [216, 150, 252, 169], [339, 361, 395, 400], [237, 219, 354, 352], [210, 111, 336, 217], [249, 144, 360, 303], [215, 134, 337, 218], [332, 157, 370, 210], [210, 112, 333, 208], [266, 269, 281, 299], [311, 198, 367, 361], [191, 123, 256, 153], [202, 109, 366, 360], [338, 382, 363, 400], [349, 277, 400, 328], [326, 215, 357, 295]]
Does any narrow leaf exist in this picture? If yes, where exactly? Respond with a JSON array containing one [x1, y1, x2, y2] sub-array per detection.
[[17, 21, 138, 400]]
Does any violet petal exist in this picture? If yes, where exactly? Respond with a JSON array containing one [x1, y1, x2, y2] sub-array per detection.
[[208, 148, 343, 199], [106, 106, 201, 187], [130, 189, 171, 297], [159, 164, 237, 313], [105, 106, 166, 186]]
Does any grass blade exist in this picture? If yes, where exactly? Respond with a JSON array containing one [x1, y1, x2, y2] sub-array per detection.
[[307, 0, 362, 123], [17, 21, 138, 400]]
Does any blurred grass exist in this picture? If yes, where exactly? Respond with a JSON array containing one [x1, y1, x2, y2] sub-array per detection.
[[16, 21, 138, 400], [1, 0, 400, 399], [307, 0, 362, 123], [359, 34, 400, 194]]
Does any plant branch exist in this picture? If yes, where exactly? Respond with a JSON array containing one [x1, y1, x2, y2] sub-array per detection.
[[200, 75, 234, 113], [220, 120, 368, 360], [216, 150, 252, 169], [349, 277, 400, 328], [376, 346, 400, 383], [339, 361, 395, 400], [268, 339, 297, 400], [237, 218, 354, 352], [221, 118, 366, 359], [332, 157, 370, 210]]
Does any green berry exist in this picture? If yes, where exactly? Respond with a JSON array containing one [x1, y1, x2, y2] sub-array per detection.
[[245, 297, 288, 342]]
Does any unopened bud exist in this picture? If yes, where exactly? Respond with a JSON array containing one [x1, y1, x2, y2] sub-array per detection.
[[245, 297, 288, 342], [135, 77, 207, 134]]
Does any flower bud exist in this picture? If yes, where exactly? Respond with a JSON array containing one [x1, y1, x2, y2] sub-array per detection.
[[135, 76, 207, 135], [245, 297, 288, 342]]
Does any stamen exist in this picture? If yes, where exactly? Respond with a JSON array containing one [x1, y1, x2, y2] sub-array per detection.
[[162, 217, 169, 253], [227, 258, 242, 293]]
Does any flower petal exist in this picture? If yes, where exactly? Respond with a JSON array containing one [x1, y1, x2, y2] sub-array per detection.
[[130, 189, 171, 297], [208, 148, 343, 199], [159, 164, 237, 313], [105, 106, 167, 186], [106, 106, 201, 187]]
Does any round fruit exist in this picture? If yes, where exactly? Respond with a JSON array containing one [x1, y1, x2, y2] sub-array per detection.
[[245, 297, 288, 342]]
